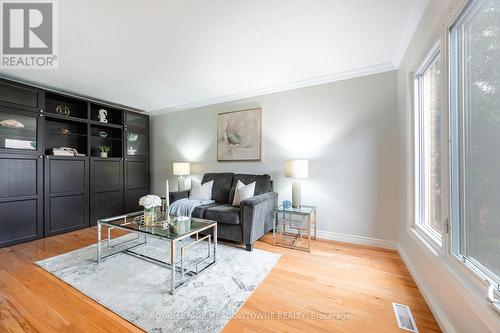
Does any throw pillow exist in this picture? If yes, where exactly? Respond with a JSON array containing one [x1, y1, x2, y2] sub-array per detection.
[[232, 180, 256, 206], [190, 179, 214, 201]]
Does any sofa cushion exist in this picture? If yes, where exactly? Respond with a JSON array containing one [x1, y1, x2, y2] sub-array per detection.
[[232, 180, 256, 206], [189, 179, 213, 200], [192, 203, 219, 219], [203, 204, 241, 225], [202, 173, 235, 203], [228, 174, 272, 204]]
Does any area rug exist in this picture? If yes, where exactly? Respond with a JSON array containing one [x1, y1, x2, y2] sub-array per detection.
[[36, 234, 281, 333]]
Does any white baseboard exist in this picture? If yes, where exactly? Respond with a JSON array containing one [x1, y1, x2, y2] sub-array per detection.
[[397, 244, 456, 333], [316, 230, 397, 250]]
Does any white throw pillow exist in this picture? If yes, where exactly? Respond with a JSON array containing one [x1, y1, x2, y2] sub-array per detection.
[[232, 180, 256, 206], [189, 179, 214, 201]]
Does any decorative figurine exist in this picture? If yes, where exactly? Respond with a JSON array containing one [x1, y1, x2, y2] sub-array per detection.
[[0, 119, 25, 128], [98, 131, 108, 138], [57, 127, 70, 134], [127, 132, 138, 141], [127, 146, 137, 155], [98, 109, 108, 123], [56, 105, 70, 116]]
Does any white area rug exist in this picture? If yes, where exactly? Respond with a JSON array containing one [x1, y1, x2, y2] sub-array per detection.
[[36, 235, 280, 333]]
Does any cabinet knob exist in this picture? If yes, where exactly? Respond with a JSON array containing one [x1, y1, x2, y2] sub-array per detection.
[[39, 109, 44, 113], [39, 155, 43, 159], [39, 114, 43, 117], [45, 156, 49, 159]]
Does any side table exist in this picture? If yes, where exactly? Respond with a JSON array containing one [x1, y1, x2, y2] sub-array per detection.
[[273, 205, 317, 252]]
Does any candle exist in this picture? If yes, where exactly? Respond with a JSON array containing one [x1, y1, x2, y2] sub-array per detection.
[[165, 179, 170, 209]]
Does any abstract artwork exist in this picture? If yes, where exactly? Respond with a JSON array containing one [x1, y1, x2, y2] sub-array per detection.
[[217, 108, 261, 161]]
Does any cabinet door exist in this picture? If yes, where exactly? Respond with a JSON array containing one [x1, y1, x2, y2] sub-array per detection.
[[0, 107, 43, 155], [124, 160, 149, 213], [0, 80, 43, 113], [0, 154, 43, 247], [44, 157, 89, 236], [125, 130, 148, 158], [125, 111, 148, 131], [90, 158, 123, 226]]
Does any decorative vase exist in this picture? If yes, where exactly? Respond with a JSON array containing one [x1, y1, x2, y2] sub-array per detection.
[[143, 207, 156, 226], [100, 152, 108, 158]]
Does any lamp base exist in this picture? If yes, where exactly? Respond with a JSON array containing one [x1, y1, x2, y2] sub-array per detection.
[[178, 176, 185, 191], [292, 181, 301, 208]]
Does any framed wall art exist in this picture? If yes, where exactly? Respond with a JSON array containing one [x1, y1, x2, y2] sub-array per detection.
[[217, 108, 261, 161]]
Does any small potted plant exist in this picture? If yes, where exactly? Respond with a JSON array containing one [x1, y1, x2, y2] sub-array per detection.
[[98, 145, 111, 158], [139, 195, 162, 226]]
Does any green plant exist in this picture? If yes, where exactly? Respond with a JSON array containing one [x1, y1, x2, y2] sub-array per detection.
[[98, 145, 111, 153]]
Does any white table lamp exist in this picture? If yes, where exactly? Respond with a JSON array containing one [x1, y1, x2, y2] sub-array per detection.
[[173, 162, 190, 191], [285, 160, 308, 208]]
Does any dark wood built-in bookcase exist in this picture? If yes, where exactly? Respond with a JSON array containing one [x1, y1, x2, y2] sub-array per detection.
[[0, 78, 150, 247]]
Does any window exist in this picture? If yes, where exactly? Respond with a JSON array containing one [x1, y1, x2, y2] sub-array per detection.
[[415, 47, 443, 245], [450, 0, 500, 286]]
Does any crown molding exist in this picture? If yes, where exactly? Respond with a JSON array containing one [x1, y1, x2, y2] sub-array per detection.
[[149, 62, 397, 115]]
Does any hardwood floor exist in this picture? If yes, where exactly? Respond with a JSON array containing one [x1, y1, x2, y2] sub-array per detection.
[[0, 228, 441, 333]]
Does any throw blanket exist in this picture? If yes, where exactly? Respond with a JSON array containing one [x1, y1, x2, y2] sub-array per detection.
[[169, 198, 214, 217]]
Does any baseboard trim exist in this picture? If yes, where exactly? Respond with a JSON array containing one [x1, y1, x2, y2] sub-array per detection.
[[397, 244, 456, 333], [316, 230, 397, 250]]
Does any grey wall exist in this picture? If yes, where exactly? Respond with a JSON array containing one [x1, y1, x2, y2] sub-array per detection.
[[151, 70, 400, 242]]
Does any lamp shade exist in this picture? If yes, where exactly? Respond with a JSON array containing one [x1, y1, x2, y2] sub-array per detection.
[[173, 162, 190, 176], [285, 160, 308, 178]]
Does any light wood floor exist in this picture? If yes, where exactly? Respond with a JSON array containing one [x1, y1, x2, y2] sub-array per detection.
[[0, 228, 441, 333]]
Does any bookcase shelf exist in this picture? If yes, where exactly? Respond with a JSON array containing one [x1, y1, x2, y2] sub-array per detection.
[[45, 93, 88, 120], [45, 117, 88, 156], [90, 104, 122, 126]]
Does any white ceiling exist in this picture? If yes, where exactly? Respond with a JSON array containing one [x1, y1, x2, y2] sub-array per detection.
[[0, 0, 427, 112]]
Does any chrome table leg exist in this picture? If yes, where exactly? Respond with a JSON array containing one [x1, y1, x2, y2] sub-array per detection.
[[214, 223, 217, 263], [97, 222, 101, 263], [107, 227, 111, 247], [170, 239, 176, 294]]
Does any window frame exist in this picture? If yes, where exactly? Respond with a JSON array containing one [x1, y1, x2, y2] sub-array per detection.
[[449, 0, 500, 290], [413, 42, 444, 250]]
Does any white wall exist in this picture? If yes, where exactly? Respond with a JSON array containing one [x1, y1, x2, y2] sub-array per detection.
[[151, 71, 399, 246], [397, 0, 499, 332]]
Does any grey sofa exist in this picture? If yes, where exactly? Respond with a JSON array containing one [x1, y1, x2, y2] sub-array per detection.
[[169, 173, 277, 251]]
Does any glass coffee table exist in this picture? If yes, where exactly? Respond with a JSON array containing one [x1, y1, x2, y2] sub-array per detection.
[[96, 212, 217, 294]]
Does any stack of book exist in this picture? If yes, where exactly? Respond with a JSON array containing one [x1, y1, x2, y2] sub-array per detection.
[[50, 148, 85, 156]]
